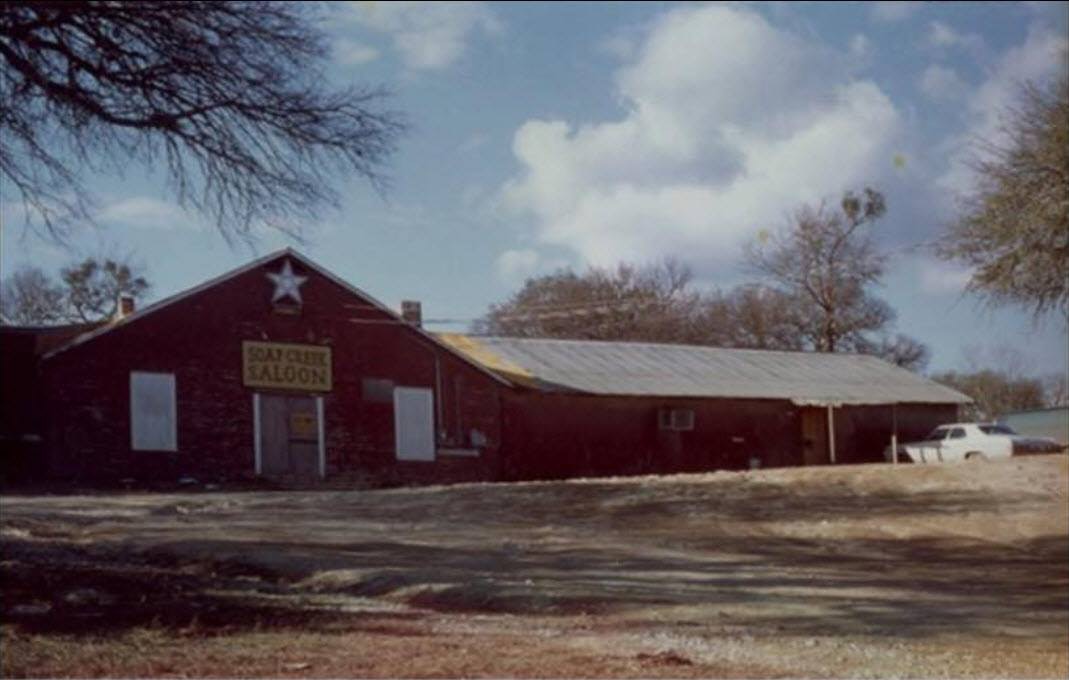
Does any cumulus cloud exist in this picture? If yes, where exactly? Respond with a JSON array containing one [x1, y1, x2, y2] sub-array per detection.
[[926, 21, 984, 55], [938, 24, 1068, 197], [333, 38, 380, 66], [495, 248, 541, 281], [918, 258, 973, 294], [918, 64, 968, 100], [340, 1, 500, 70], [849, 33, 873, 64], [98, 197, 192, 230], [499, 5, 901, 272], [495, 248, 570, 283]]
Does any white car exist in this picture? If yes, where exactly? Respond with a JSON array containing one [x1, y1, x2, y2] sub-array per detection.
[[884, 422, 1065, 463]]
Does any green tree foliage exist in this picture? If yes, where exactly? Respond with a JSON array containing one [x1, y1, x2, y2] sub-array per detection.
[[0, 2, 405, 242], [937, 76, 1069, 318], [0, 257, 150, 325]]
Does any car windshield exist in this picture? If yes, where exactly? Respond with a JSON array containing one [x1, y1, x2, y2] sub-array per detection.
[[979, 424, 1017, 435], [925, 427, 950, 440]]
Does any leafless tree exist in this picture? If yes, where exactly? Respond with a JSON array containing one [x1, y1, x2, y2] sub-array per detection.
[[937, 75, 1069, 319], [0, 257, 149, 324], [0, 267, 66, 325], [474, 259, 705, 343], [1, 2, 405, 242], [1043, 372, 1068, 407], [862, 333, 930, 372], [746, 187, 891, 353], [697, 285, 805, 350], [933, 344, 1049, 419], [61, 257, 149, 322], [932, 369, 1045, 420]]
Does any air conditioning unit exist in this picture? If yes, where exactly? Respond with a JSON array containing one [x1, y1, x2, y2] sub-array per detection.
[[659, 408, 695, 431]]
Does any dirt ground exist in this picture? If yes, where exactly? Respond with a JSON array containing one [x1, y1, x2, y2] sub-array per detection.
[[2, 455, 1067, 678]]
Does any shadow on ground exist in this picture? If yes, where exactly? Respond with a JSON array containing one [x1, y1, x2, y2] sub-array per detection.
[[2, 469, 1066, 641]]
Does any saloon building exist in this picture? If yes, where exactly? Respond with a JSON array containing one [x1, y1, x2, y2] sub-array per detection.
[[2, 249, 970, 485]]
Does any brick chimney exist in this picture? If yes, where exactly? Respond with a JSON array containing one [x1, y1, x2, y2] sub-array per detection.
[[115, 294, 136, 320], [401, 300, 422, 327]]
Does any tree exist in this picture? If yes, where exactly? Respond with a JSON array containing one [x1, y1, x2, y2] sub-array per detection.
[[60, 258, 150, 322], [861, 333, 930, 373], [697, 285, 804, 351], [0, 267, 65, 325], [931, 370, 1045, 420], [746, 187, 891, 352], [745, 187, 929, 366], [0, 257, 150, 325], [1043, 372, 1068, 407], [474, 260, 704, 343], [1, 2, 405, 242], [477, 251, 929, 369], [936, 75, 1069, 319]]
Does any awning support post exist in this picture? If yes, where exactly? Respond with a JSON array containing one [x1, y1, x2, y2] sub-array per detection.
[[891, 403, 899, 465], [827, 404, 836, 464]]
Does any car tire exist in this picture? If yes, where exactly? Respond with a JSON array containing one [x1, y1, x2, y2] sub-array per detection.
[[965, 451, 987, 461]]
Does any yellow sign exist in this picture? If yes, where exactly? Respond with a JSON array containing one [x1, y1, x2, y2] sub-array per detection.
[[289, 411, 318, 439], [242, 341, 332, 392]]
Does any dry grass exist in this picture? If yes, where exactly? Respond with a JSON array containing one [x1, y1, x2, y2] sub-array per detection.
[[2, 456, 1067, 677]]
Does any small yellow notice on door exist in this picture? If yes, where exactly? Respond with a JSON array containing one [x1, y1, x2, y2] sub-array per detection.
[[242, 341, 332, 392], [289, 411, 318, 439]]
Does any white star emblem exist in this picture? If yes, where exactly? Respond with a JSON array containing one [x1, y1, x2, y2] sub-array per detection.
[[266, 259, 308, 304]]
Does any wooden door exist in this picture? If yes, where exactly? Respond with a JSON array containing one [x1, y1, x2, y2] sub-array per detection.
[[259, 394, 321, 478], [260, 394, 290, 476], [800, 407, 829, 465], [288, 396, 319, 476]]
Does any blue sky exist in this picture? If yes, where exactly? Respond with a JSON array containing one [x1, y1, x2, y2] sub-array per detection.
[[2, 1, 1067, 376]]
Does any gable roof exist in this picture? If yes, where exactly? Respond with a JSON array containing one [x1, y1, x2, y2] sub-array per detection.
[[40, 249, 513, 387], [436, 334, 972, 406]]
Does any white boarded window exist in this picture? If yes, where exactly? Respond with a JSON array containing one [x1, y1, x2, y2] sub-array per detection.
[[130, 372, 177, 451], [393, 386, 435, 461]]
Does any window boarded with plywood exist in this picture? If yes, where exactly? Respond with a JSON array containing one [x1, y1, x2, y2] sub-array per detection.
[[394, 387, 435, 461], [130, 372, 177, 451]]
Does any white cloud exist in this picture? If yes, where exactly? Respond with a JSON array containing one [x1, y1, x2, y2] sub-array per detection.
[[919, 259, 973, 294], [870, 2, 923, 23], [918, 64, 968, 100], [333, 39, 380, 66], [98, 197, 192, 230], [499, 5, 901, 272], [496, 248, 541, 281], [926, 21, 984, 55], [937, 24, 1068, 197], [495, 248, 571, 283], [341, 1, 501, 70], [849, 33, 873, 63]]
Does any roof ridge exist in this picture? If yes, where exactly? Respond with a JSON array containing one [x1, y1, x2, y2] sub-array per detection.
[[474, 334, 876, 360]]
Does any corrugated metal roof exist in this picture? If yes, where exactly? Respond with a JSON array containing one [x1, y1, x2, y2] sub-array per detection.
[[437, 335, 971, 405]]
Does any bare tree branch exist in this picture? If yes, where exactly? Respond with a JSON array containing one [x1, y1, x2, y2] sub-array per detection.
[[0, 1, 406, 243]]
